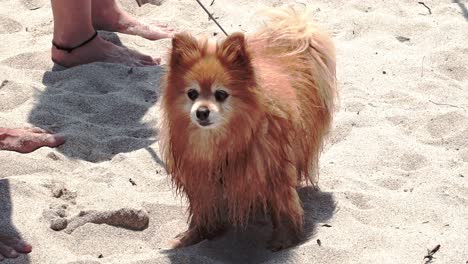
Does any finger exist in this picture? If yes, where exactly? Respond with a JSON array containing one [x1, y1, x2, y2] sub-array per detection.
[[153, 57, 161, 65], [28, 127, 49, 134], [15, 134, 65, 153]]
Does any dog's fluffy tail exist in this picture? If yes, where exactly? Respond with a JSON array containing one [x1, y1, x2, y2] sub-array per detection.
[[255, 5, 337, 114]]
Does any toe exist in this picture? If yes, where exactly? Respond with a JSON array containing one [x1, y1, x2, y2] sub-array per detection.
[[9, 238, 32, 254], [28, 127, 49, 134], [0, 244, 19, 259], [152, 57, 161, 65], [133, 52, 160, 66], [140, 54, 156, 62]]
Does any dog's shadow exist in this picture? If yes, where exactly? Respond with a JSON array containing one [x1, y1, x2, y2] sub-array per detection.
[[164, 186, 336, 264]]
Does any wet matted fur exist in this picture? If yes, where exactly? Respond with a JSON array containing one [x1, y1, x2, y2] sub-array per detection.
[[159, 6, 337, 251]]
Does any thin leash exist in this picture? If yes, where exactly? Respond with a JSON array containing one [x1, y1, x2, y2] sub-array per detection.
[[194, 0, 229, 37], [135, 0, 229, 37]]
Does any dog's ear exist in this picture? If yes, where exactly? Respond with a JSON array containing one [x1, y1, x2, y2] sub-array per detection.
[[218, 32, 251, 68], [170, 33, 201, 67]]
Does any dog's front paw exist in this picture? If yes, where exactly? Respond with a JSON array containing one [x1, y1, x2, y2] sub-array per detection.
[[267, 228, 300, 252], [170, 228, 204, 249]]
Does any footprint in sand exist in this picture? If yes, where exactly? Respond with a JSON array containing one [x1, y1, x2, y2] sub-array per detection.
[[425, 112, 467, 138], [1, 51, 51, 70], [386, 115, 413, 135], [329, 121, 353, 145], [0, 80, 35, 111], [424, 112, 468, 150], [344, 101, 367, 113], [41, 182, 75, 230], [49, 182, 78, 204], [44, 203, 69, 231], [381, 90, 416, 106], [374, 177, 406, 191], [135, 0, 166, 6], [43, 182, 149, 233], [398, 152, 428, 171], [343, 192, 374, 210], [61, 208, 149, 234], [459, 148, 468, 162], [20, 0, 46, 10], [379, 144, 429, 171], [430, 49, 468, 82], [0, 16, 22, 34], [44, 207, 149, 233]]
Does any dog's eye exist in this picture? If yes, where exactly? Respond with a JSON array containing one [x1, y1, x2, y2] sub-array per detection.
[[214, 90, 229, 102], [187, 89, 199, 100]]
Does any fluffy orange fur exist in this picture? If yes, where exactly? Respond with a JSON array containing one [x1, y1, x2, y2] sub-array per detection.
[[160, 6, 337, 251]]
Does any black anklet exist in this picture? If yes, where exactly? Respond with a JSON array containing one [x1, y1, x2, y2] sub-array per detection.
[[52, 31, 98, 53]]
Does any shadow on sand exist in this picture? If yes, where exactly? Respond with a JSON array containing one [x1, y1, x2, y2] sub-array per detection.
[[164, 187, 336, 264], [453, 0, 468, 21], [28, 32, 164, 163]]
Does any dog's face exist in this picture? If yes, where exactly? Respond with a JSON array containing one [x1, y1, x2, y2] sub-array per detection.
[[184, 81, 231, 128], [164, 32, 259, 132]]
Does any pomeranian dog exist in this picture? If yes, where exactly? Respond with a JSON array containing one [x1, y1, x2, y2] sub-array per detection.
[[160, 6, 337, 251]]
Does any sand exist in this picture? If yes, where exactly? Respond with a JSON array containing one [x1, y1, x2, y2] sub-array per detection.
[[1, 0, 467, 263]]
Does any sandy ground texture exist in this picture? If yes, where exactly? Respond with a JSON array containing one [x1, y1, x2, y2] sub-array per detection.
[[1, 0, 467, 263]]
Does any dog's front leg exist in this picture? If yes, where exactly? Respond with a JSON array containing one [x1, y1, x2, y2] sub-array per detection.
[[171, 188, 228, 248], [267, 186, 304, 251]]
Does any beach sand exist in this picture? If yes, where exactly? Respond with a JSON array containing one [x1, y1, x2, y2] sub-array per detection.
[[1, 0, 467, 263]]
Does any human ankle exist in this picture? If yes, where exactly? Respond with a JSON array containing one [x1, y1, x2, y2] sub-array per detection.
[[52, 28, 96, 48]]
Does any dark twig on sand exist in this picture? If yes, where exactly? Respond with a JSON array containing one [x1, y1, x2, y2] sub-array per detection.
[[210, 0, 215, 6], [129, 178, 137, 186], [421, 56, 425, 77], [429, 100, 461, 109], [396, 36, 411, 42], [418, 2, 432, 14], [0, 80, 8, 88], [423, 244, 440, 264]]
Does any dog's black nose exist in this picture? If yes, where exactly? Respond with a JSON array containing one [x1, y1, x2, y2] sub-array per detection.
[[196, 107, 210, 121]]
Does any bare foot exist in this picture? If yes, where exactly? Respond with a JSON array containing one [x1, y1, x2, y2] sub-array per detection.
[[92, 1, 174, 40], [0, 127, 65, 153], [52, 35, 160, 68], [0, 235, 32, 261]]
